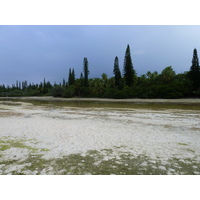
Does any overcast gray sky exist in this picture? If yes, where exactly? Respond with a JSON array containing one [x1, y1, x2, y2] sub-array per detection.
[[0, 25, 200, 86]]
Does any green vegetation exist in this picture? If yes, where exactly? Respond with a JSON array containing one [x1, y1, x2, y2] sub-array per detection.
[[178, 143, 188, 146], [68, 68, 75, 86], [113, 56, 122, 88], [188, 48, 200, 93], [83, 57, 89, 87], [123, 44, 136, 87], [1, 139, 199, 175], [0, 137, 39, 152], [1, 46, 200, 98]]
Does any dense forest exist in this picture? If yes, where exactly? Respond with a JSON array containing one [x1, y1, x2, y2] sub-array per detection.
[[1, 45, 200, 99]]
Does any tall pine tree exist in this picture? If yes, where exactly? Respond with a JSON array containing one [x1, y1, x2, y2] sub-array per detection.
[[71, 68, 75, 85], [68, 68, 75, 86], [189, 48, 200, 90], [113, 56, 122, 87], [123, 44, 135, 86], [83, 57, 89, 87], [68, 68, 72, 85]]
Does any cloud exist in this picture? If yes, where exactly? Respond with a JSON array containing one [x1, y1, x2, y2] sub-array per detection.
[[1, 25, 200, 86]]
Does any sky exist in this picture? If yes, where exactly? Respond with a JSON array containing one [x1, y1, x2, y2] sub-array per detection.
[[0, 25, 200, 86]]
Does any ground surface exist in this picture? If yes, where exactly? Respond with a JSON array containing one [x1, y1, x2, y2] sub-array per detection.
[[0, 98, 200, 175]]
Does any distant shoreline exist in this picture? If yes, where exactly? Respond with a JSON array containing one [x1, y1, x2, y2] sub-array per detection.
[[1, 96, 200, 104]]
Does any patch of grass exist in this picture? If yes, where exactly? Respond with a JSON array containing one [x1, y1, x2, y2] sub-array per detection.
[[178, 143, 188, 146], [3, 150, 200, 175], [0, 138, 39, 152], [0, 140, 199, 175], [41, 148, 50, 152], [167, 157, 200, 175]]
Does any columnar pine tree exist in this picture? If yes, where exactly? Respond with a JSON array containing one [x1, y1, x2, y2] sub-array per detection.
[[19, 81, 21, 90], [123, 44, 136, 86], [71, 68, 75, 85], [68, 68, 75, 85], [80, 72, 84, 86], [80, 72, 84, 79], [63, 79, 66, 86], [43, 78, 46, 87], [191, 48, 199, 67], [68, 68, 72, 85], [189, 48, 200, 89], [16, 80, 19, 89], [113, 56, 122, 87], [83, 57, 89, 87]]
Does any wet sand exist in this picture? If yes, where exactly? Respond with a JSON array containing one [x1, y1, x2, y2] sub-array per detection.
[[1, 96, 200, 104]]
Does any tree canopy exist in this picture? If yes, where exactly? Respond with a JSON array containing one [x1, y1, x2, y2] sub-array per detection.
[[123, 45, 136, 86], [161, 66, 176, 83], [83, 57, 89, 87], [1, 46, 200, 98], [188, 48, 200, 90], [113, 56, 122, 88]]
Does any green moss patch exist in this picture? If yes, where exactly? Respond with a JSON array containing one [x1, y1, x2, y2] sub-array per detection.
[[178, 143, 188, 146], [0, 137, 199, 175], [1, 143, 200, 175], [0, 138, 39, 152]]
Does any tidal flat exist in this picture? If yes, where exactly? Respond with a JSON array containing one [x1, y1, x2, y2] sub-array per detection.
[[0, 97, 200, 175]]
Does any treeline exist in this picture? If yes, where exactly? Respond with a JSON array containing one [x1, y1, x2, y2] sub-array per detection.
[[1, 45, 200, 99], [0, 79, 53, 97]]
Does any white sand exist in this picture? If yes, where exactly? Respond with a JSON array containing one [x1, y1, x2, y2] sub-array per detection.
[[0, 99, 200, 165]]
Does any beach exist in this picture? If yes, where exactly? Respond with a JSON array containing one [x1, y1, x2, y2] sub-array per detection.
[[0, 98, 200, 175]]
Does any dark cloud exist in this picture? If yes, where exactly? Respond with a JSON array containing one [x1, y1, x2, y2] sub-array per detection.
[[0, 25, 200, 85]]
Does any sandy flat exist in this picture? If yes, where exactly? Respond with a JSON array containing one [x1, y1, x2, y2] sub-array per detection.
[[0, 99, 200, 174]]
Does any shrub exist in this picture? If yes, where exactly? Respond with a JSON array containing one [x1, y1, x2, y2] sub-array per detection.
[[52, 86, 64, 97], [62, 86, 75, 98]]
